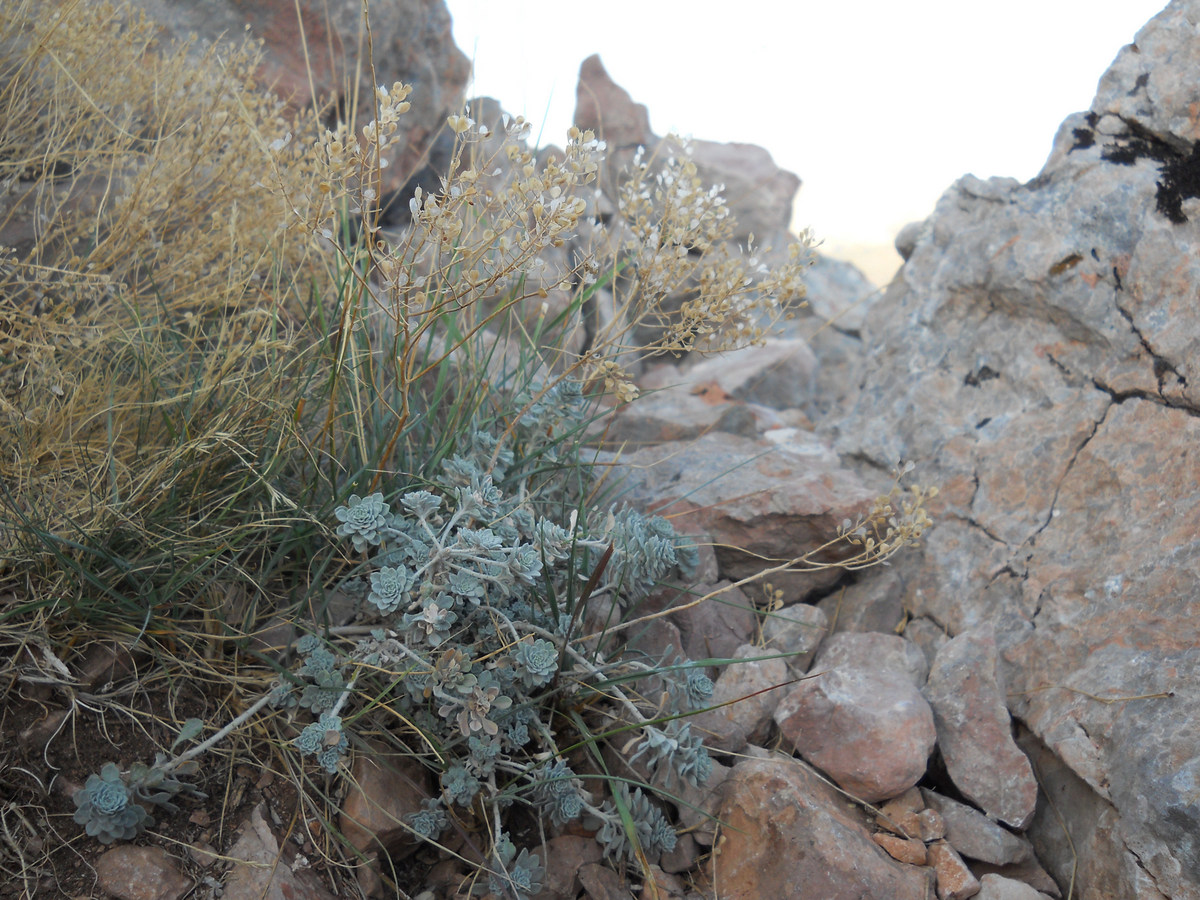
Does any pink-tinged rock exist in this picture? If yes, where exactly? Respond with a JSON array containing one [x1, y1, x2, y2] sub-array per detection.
[[877, 787, 925, 839], [832, 5, 1200, 886], [775, 666, 936, 803], [95, 845, 190, 900], [574, 55, 654, 148], [577, 862, 630, 900], [924, 627, 1037, 828], [760, 602, 828, 673], [603, 432, 876, 599], [818, 570, 907, 635], [128, 0, 469, 186], [873, 831, 929, 866], [671, 756, 731, 847], [533, 834, 603, 900], [339, 749, 431, 861], [977, 874, 1051, 900], [689, 643, 789, 752], [223, 804, 337, 900], [815, 631, 930, 688], [918, 808, 947, 842], [658, 832, 700, 875], [971, 863, 1060, 900], [922, 789, 1033, 866], [677, 337, 818, 411], [928, 840, 982, 900], [701, 757, 934, 900], [671, 581, 757, 663]]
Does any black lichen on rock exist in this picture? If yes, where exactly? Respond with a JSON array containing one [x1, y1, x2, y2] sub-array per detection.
[[1099, 121, 1200, 224]]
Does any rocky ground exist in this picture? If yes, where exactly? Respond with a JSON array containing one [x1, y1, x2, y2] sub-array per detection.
[[7, 1, 1200, 898]]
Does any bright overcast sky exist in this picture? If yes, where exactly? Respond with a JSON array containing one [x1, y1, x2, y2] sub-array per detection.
[[445, 0, 1168, 261]]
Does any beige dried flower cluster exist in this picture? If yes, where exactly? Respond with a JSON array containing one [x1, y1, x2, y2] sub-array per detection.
[[837, 463, 939, 569], [610, 141, 813, 357], [272, 86, 812, 409]]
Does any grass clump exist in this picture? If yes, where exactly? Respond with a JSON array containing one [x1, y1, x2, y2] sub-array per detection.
[[0, 1, 933, 897]]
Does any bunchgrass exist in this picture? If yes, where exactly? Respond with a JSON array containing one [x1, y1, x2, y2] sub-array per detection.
[[0, 1, 934, 897]]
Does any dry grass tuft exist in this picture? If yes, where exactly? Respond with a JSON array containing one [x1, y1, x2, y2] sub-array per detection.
[[0, 0, 328, 623]]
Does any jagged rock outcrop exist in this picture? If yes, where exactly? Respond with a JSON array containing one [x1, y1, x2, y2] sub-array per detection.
[[126, 0, 469, 186], [829, 3, 1200, 896]]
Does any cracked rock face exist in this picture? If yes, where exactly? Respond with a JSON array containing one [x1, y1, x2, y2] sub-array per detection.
[[830, 2, 1200, 897]]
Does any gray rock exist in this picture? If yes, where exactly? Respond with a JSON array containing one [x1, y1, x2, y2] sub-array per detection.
[[921, 789, 1034, 866], [760, 601, 829, 673], [827, 2, 1200, 892], [690, 643, 789, 752], [924, 627, 1037, 828], [818, 570, 908, 636], [677, 337, 818, 411], [977, 873, 1051, 900]]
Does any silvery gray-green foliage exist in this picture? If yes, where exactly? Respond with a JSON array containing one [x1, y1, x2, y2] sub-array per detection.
[[72, 756, 205, 844], [271, 377, 719, 888]]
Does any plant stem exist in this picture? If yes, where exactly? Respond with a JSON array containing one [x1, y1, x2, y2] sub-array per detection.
[[160, 690, 275, 773]]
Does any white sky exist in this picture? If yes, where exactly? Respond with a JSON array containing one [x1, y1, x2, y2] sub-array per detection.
[[444, 0, 1167, 255]]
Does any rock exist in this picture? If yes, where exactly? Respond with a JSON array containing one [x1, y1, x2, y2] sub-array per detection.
[[873, 831, 929, 866], [223, 804, 337, 900], [574, 55, 799, 244], [658, 832, 701, 875], [674, 337, 819, 412], [1017, 728, 1161, 900], [928, 840, 982, 900], [904, 617, 951, 668], [818, 570, 908, 635], [701, 757, 934, 899], [814, 631, 930, 688], [774, 665, 936, 803], [689, 643, 789, 752], [670, 581, 757, 663], [970, 862, 1060, 899], [592, 383, 773, 448], [876, 788, 925, 839], [604, 432, 876, 600], [671, 756, 732, 847], [894, 221, 925, 262], [828, 3, 1200, 891], [95, 845, 190, 900], [639, 866, 688, 900], [798, 254, 879, 335], [759, 601, 828, 672], [976, 873, 1051, 900], [922, 789, 1034, 867], [923, 627, 1037, 829], [339, 748, 431, 869], [578, 862, 630, 900], [126, 0, 469, 187], [917, 808, 947, 842], [574, 55, 654, 150], [533, 835, 604, 900]]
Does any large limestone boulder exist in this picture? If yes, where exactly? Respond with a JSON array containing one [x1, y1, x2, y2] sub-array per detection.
[[830, 3, 1200, 897]]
